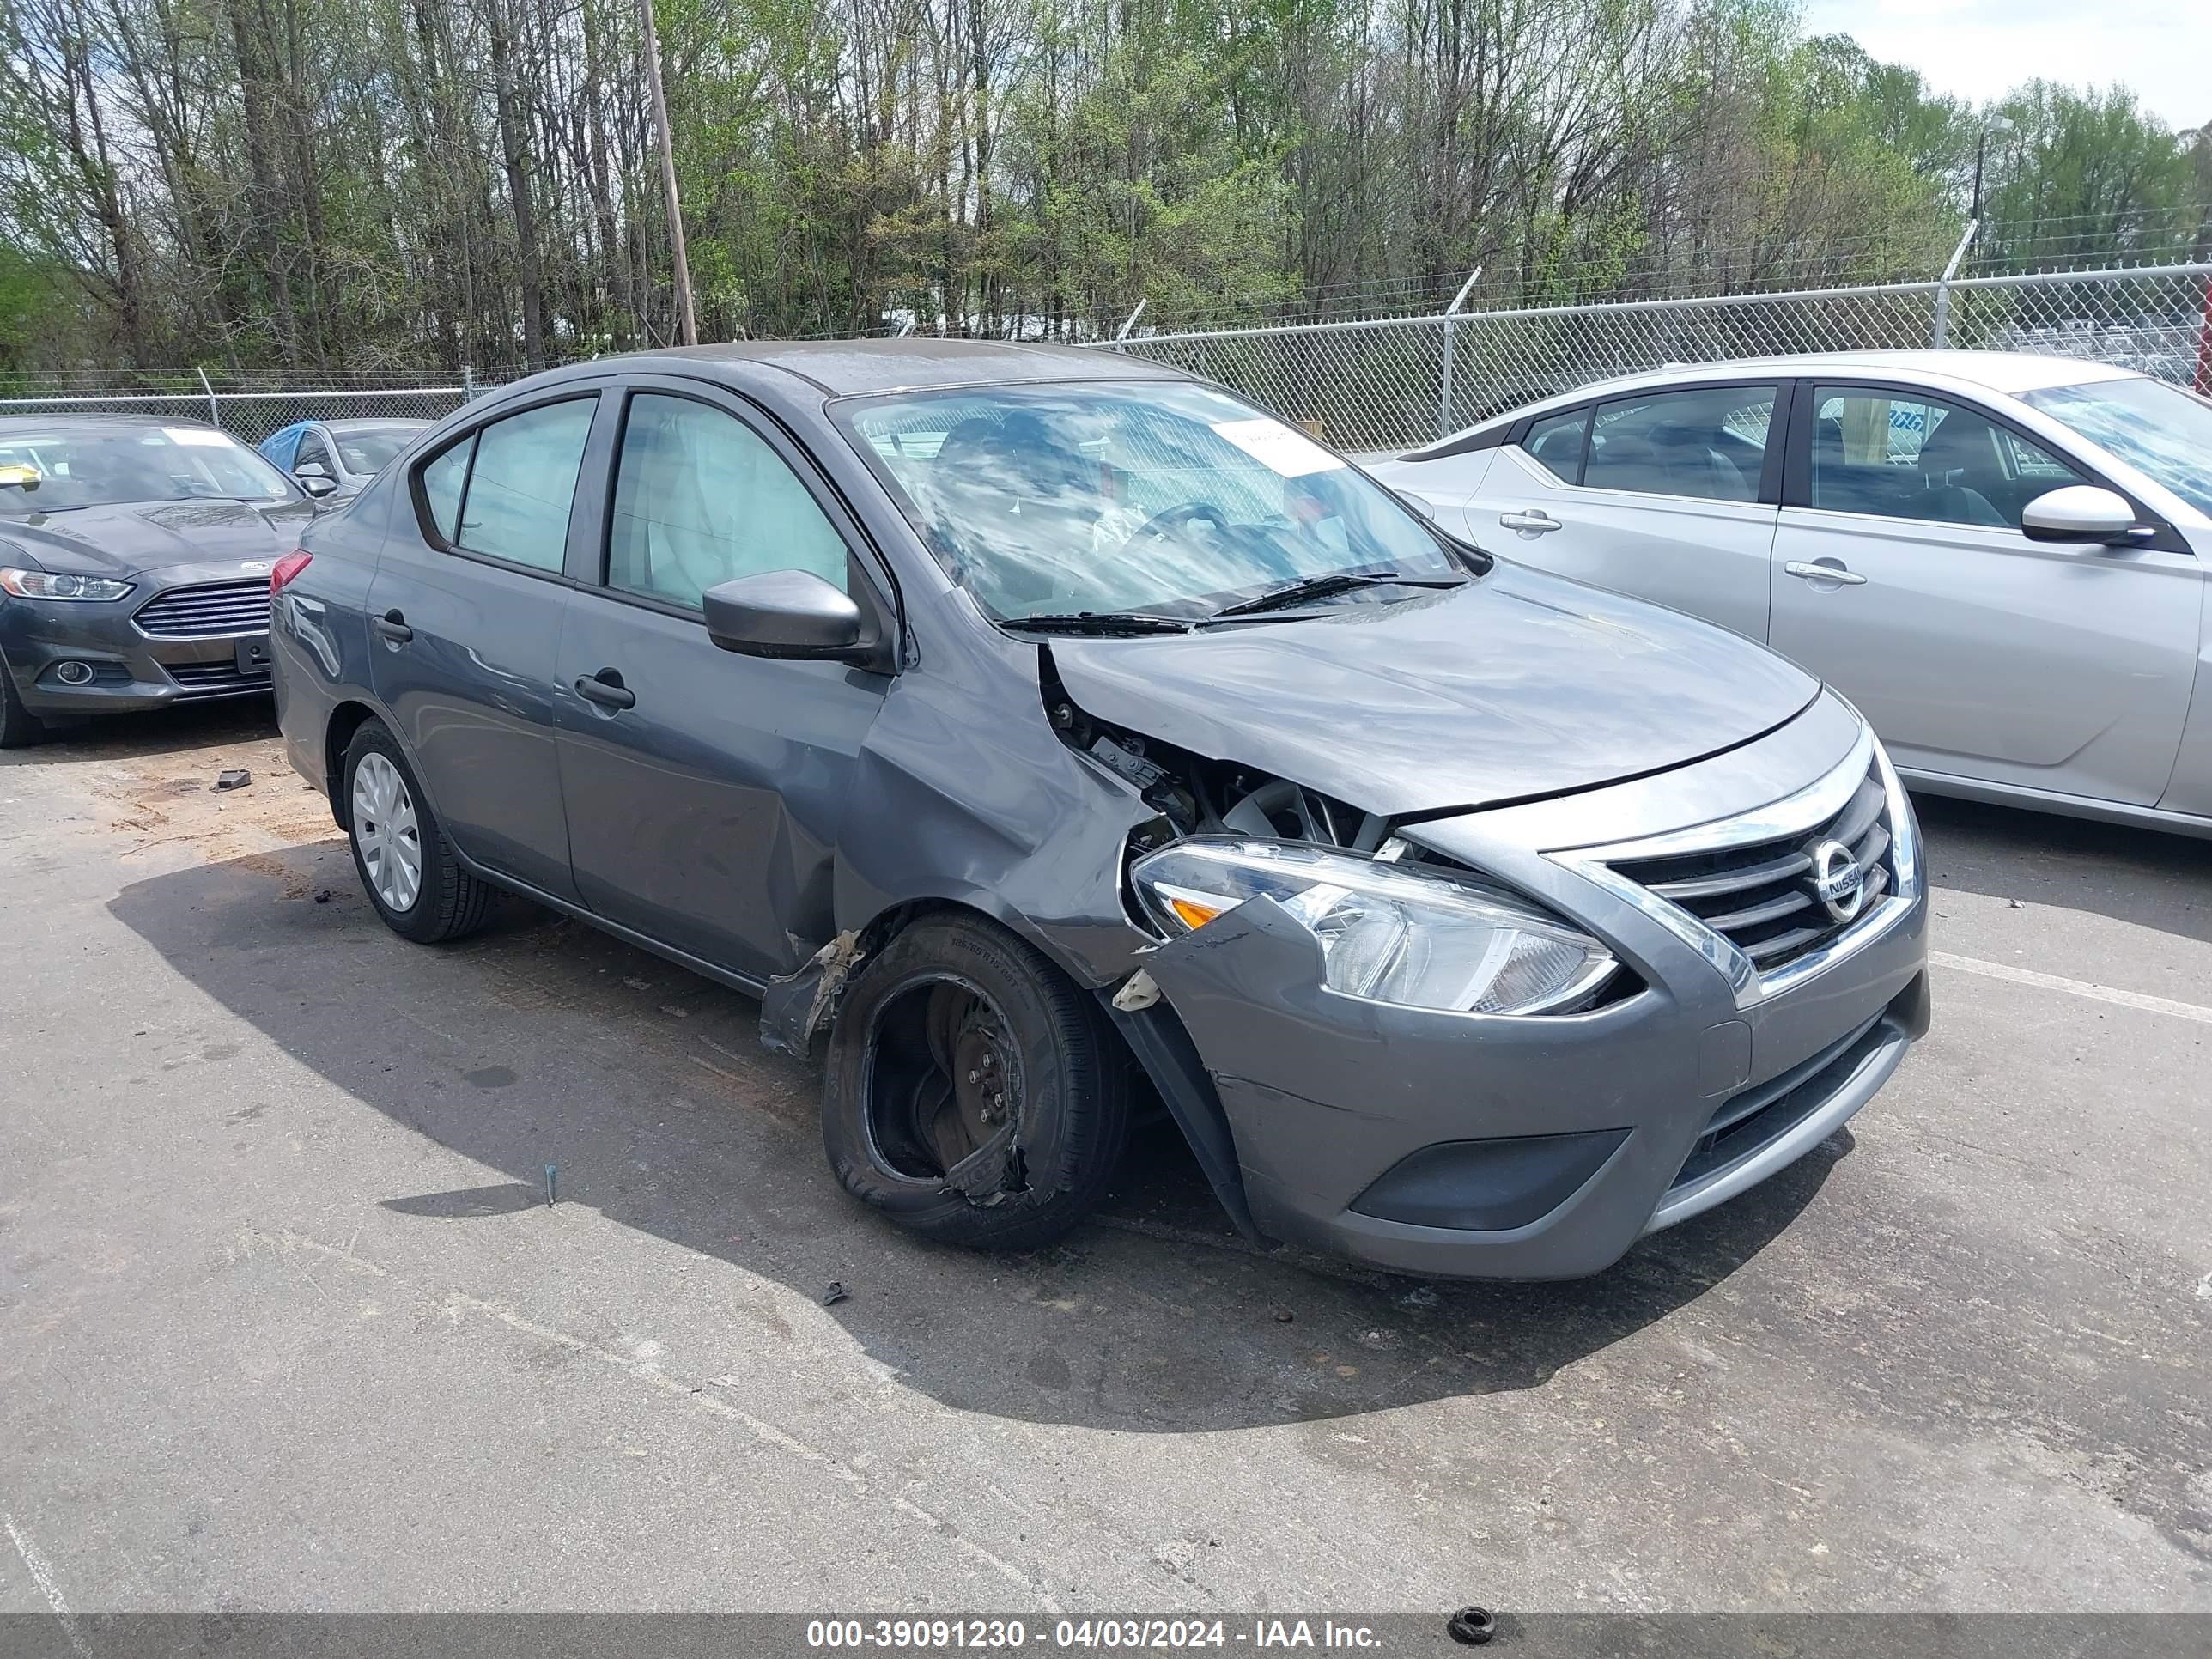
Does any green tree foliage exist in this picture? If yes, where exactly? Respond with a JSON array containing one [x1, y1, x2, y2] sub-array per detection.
[[0, 0, 2202, 370]]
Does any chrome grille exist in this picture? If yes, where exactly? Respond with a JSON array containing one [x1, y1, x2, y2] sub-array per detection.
[[134, 580, 270, 638], [1609, 765, 1893, 975], [167, 659, 270, 692]]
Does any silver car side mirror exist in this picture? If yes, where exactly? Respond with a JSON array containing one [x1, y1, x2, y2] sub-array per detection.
[[2020, 484, 2150, 546]]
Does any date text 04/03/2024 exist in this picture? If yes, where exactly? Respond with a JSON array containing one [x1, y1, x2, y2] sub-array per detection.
[[804, 1619, 1386, 1649]]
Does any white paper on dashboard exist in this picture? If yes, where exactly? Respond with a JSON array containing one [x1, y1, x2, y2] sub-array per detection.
[[1209, 418, 1346, 478]]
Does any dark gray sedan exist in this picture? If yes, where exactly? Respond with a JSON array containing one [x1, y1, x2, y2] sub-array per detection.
[[273, 341, 1929, 1279], [0, 416, 317, 745]]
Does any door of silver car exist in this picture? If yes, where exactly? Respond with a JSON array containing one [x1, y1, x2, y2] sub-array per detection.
[[1768, 382, 2198, 807], [1471, 383, 1784, 642]]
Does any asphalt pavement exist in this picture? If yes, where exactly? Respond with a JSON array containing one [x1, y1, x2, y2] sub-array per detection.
[[1, 701, 2207, 1619]]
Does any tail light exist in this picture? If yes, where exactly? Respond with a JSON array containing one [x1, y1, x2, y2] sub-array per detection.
[[270, 550, 313, 592]]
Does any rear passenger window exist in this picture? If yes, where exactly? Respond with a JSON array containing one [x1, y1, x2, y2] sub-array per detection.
[[419, 438, 470, 542], [1583, 386, 1775, 502], [418, 398, 596, 571], [1522, 408, 1590, 483]]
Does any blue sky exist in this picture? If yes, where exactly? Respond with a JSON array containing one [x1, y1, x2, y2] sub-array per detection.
[[1800, 0, 2207, 131]]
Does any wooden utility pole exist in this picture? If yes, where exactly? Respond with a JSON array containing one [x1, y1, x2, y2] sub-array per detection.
[[639, 0, 698, 345]]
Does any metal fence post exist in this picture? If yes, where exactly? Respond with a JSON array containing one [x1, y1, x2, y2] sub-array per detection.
[[1113, 299, 1148, 350], [2197, 272, 2212, 397], [1437, 265, 1483, 439], [1930, 222, 1978, 348], [196, 366, 220, 429], [462, 364, 476, 402]]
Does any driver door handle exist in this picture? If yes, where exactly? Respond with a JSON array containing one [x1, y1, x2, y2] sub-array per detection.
[[372, 609, 413, 643], [574, 668, 635, 710], [1784, 560, 1868, 586], [1498, 509, 1562, 535]]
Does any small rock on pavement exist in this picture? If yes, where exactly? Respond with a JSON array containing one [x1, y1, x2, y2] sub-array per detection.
[[821, 1281, 849, 1307]]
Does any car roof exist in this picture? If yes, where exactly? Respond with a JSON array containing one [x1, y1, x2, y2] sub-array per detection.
[[0, 413, 223, 435], [540, 337, 1190, 398], [1413, 349, 2147, 454], [320, 417, 432, 432]]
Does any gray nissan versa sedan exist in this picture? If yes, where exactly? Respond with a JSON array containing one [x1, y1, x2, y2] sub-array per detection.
[[271, 340, 1930, 1279], [0, 415, 319, 745]]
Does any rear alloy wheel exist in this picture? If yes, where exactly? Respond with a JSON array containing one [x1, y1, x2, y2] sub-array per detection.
[[0, 655, 48, 749], [343, 720, 493, 944], [823, 913, 1132, 1250]]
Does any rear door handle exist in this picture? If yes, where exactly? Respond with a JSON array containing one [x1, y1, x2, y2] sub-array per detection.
[[372, 609, 413, 642], [574, 669, 635, 711], [1498, 509, 1562, 535], [1784, 560, 1868, 586]]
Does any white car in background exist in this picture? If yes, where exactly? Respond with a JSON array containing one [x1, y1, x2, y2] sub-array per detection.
[[1368, 351, 2212, 838]]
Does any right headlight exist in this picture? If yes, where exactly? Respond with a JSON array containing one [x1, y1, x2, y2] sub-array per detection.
[[1130, 838, 1617, 1016], [0, 567, 134, 601]]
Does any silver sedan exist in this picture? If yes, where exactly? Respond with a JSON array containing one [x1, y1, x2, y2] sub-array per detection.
[[1370, 351, 2212, 838]]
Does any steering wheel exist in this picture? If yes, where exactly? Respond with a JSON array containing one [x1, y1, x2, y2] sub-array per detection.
[[1130, 501, 1224, 547]]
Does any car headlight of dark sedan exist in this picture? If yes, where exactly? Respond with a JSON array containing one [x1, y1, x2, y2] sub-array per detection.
[[0, 568, 134, 601], [1131, 837, 1618, 1015]]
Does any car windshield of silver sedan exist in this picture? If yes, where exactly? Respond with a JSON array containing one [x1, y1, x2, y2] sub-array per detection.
[[0, 426, 294, 513], [841, 382, 1466, 627], [2020, 376, 2212, 518]]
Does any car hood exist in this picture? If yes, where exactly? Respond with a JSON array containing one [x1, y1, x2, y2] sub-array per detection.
[[1046, 562, 1821, 817], [0, 498, 315, 578]]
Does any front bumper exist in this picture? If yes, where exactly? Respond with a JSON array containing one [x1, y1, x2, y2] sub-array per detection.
[[1138, 697, 1931, 1279], [0, 586, 270, 716]]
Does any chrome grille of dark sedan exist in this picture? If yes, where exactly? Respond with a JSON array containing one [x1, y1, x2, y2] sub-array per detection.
[[134, 580, 270, 638], [1609, 765, 1893, 975]]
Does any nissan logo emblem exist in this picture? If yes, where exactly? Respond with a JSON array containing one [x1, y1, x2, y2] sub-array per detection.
[[1810, 838, 1866, 923]]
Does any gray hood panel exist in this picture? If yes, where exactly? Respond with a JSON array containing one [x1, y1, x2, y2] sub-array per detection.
[[1048, 563, 1820, 817], [0, 499, 315, 578]]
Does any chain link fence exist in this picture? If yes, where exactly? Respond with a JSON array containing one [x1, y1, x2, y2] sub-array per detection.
[[1111, 262, 2212, 454], [0, 374, 495, 447], [3, 262, 2207, 457]]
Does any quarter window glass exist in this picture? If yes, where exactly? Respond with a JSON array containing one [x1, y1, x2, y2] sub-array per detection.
[[1522, 408, 1589, 483], [1582, 387, 1773, 502], [295, 431, 335, 473], [1811, 389, 2085, 527], [453, 398, 596, 571], [419, 435, 471, 544], [608, 393, 848, 608]]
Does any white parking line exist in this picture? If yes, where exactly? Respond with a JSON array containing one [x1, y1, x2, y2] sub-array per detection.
[[3, 1511, 90, 1659], [1930, 950, 2212, 1026]]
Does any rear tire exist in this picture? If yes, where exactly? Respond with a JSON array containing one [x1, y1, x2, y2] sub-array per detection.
[[0, 656, 47, 749], [343, 719, 493, 944], [823, 913, 1132, 1250]]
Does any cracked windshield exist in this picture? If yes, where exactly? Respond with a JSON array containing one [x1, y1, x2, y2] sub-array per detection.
[[843, 382, 1462, 623]]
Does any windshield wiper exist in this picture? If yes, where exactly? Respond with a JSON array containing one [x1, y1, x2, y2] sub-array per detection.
[[1204, 570, 1461, 621], [1004, 611, 1194, 636]]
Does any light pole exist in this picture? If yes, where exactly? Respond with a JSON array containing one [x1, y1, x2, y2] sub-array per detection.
[[1971, 116, 2014, 224], [640, 0, 698, 346]]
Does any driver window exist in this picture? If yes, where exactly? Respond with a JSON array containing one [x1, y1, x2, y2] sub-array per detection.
[[607, 393, 849, 610], [295, 431, 336, 474], [1811, 388, 2087, 527]]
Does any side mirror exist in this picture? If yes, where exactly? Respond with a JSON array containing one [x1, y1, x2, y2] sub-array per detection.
[[296, 471, 338, 498], [702, 568, 868, 659], [2020, 484, 2149, 546], [295, 460, 331, 479]]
